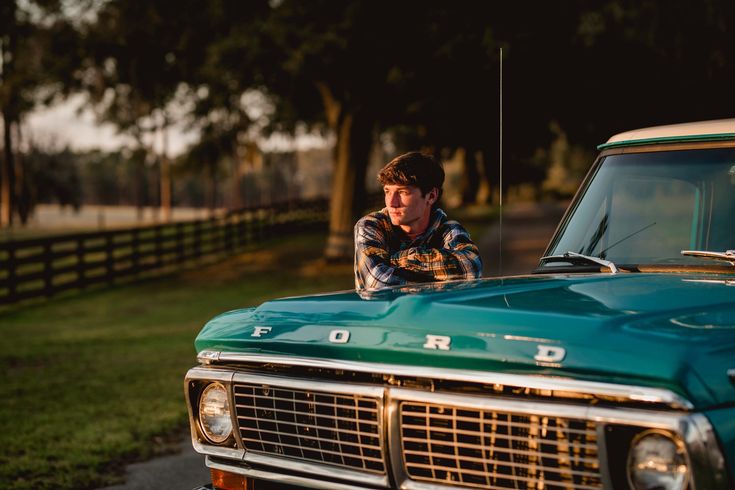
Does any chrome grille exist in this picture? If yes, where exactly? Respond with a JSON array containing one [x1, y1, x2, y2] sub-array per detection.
[[400, 401, 603, 489], [233, 382, 385, 473]]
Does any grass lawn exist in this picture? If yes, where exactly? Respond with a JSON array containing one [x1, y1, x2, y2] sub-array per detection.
[[0, 233, 354, 490]]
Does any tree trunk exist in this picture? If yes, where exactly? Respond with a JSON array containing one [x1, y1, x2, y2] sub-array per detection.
[[324, 113, 373, 261], [0, 4, 17, 228], [1, 114, 15, 227], [159, 119, 172, 222], [461, 147, 481, 205], [135, 156, 145, 221], [14, 121, 31, 225], [231, 140, 242, 210], [317, 82, 373, 261], [480, 147, 500, 205], [208, 161, 217, 217]]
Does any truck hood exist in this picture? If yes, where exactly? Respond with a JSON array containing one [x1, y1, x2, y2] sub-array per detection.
[[195, 273, 735, 409]]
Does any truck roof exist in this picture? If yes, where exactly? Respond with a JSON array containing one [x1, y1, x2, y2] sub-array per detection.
[[598, 118, 735, 150]]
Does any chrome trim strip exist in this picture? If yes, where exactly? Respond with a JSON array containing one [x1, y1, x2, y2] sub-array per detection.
[[241, 451, 389, 488], [191, 439, 244, 460], [184, 367, 243, 458], [392, 388, 689, 429], [687, 413, 728, 489], [232, 371, 385, 398], [595, 423, 613, 490], [393, 387, 591, 419], [207, 457, 387, 490], [200, 351, 694, 410], [385, 388, 404, 490], [398, 480, 472, 490], [187, 366, 236, 383]]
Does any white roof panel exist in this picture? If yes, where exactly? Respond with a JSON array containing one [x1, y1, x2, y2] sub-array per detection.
[[605, 118, 735, 145]]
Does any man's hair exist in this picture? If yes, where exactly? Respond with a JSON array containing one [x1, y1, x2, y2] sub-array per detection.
[[378, 151, 445, 200]]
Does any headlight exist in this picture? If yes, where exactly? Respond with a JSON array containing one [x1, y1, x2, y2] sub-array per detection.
[[198, 383, 233, 444], [627, 429, 689, 490]]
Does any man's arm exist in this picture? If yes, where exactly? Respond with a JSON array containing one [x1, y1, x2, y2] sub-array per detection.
[[354, 215, 432, 290], [390, 222, 482, 281]]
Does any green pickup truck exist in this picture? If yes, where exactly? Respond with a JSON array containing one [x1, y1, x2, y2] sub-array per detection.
[[185, 120, 735, 490]]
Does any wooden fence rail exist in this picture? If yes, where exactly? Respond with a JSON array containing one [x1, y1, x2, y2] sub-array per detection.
[[0, 198, 330, 305]]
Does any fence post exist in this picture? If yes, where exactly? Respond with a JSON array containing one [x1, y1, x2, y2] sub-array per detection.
[[76, 237, 86, 289], [154, 226, 163, 269], [131, 228, 140, 275], [176, 222, 184, 264], [43, 242, 53, 298], [268, 206, 276, 239], [105, 234, 114, 285], [242, 210, 250, 246], [225, 214, 234, 254], [7, 242, 17, 302], [235, 211, 245, 249], [193, 220, 201, 260], [217, 216, 226, 255]]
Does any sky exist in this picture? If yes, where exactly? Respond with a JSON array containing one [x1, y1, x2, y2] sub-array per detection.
[[25, 94, 198, 156], [25, 94, 331, 156]]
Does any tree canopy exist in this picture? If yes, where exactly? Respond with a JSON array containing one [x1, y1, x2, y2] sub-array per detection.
[[3, 0, 735, 259]]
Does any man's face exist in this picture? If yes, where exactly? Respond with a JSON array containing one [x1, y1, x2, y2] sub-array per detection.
[[383, 184, 437, 229]]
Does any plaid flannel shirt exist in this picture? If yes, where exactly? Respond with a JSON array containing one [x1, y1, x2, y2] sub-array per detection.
[[354, 208, 483, 290]]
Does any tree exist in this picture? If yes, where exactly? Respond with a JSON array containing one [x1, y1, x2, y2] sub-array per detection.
[[261, 1, 451, 260], [0, 0, 80, 226], [80, 0, 214, 221]]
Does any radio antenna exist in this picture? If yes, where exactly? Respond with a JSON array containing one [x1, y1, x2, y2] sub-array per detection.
[[498, 47, 503, 276]]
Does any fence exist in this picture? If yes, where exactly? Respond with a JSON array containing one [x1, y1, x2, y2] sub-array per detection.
[[0, 198, 330, 305]]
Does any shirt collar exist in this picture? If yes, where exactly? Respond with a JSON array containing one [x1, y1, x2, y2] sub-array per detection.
[[380, 207, 447, 243], [419, 208, 447, 240]]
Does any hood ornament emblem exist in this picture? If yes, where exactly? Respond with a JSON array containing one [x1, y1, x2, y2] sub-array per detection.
[[535, 345, 566, 363]]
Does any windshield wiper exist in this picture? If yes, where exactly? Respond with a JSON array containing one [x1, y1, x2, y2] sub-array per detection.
[[539, 251, 619, 274], [680, 249, 735, 265]]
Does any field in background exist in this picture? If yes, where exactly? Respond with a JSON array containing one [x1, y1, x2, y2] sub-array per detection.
[[0, 232, 354, 490], [1, 205, 215, 241]]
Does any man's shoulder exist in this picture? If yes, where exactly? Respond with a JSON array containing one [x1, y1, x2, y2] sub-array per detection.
[[442, 218, 468, 231], [356, 208, 391, 228], [431, 209, 462, 229], [435, 212, 473, 240]]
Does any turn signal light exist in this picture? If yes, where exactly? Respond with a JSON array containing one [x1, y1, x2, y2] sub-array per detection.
[[210, 468, 252, 490]]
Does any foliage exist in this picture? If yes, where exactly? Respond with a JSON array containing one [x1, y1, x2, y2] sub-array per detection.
[[23, 145, 83, 209], [7, 0, 735, 235], [0, 0, 83, 225]]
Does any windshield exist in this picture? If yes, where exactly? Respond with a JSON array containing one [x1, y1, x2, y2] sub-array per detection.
[[543, 147, 735, 268]]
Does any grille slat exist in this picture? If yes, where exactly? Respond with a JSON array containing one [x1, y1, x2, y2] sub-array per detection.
[[237, 411, 379, 427], [236, 394, 380, 412], [239, 436, 385, 462], [233, 382, 385, 474], [401, 428, 599, 451], [403, 443, 600, 465], [402, 413, 595, 435], [404, 460, 602, 480], [401, 401, 603, 490], [238, 419, 380, 439]]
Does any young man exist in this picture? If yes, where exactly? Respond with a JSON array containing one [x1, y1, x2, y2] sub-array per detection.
[[354, 151, 483, 290]]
